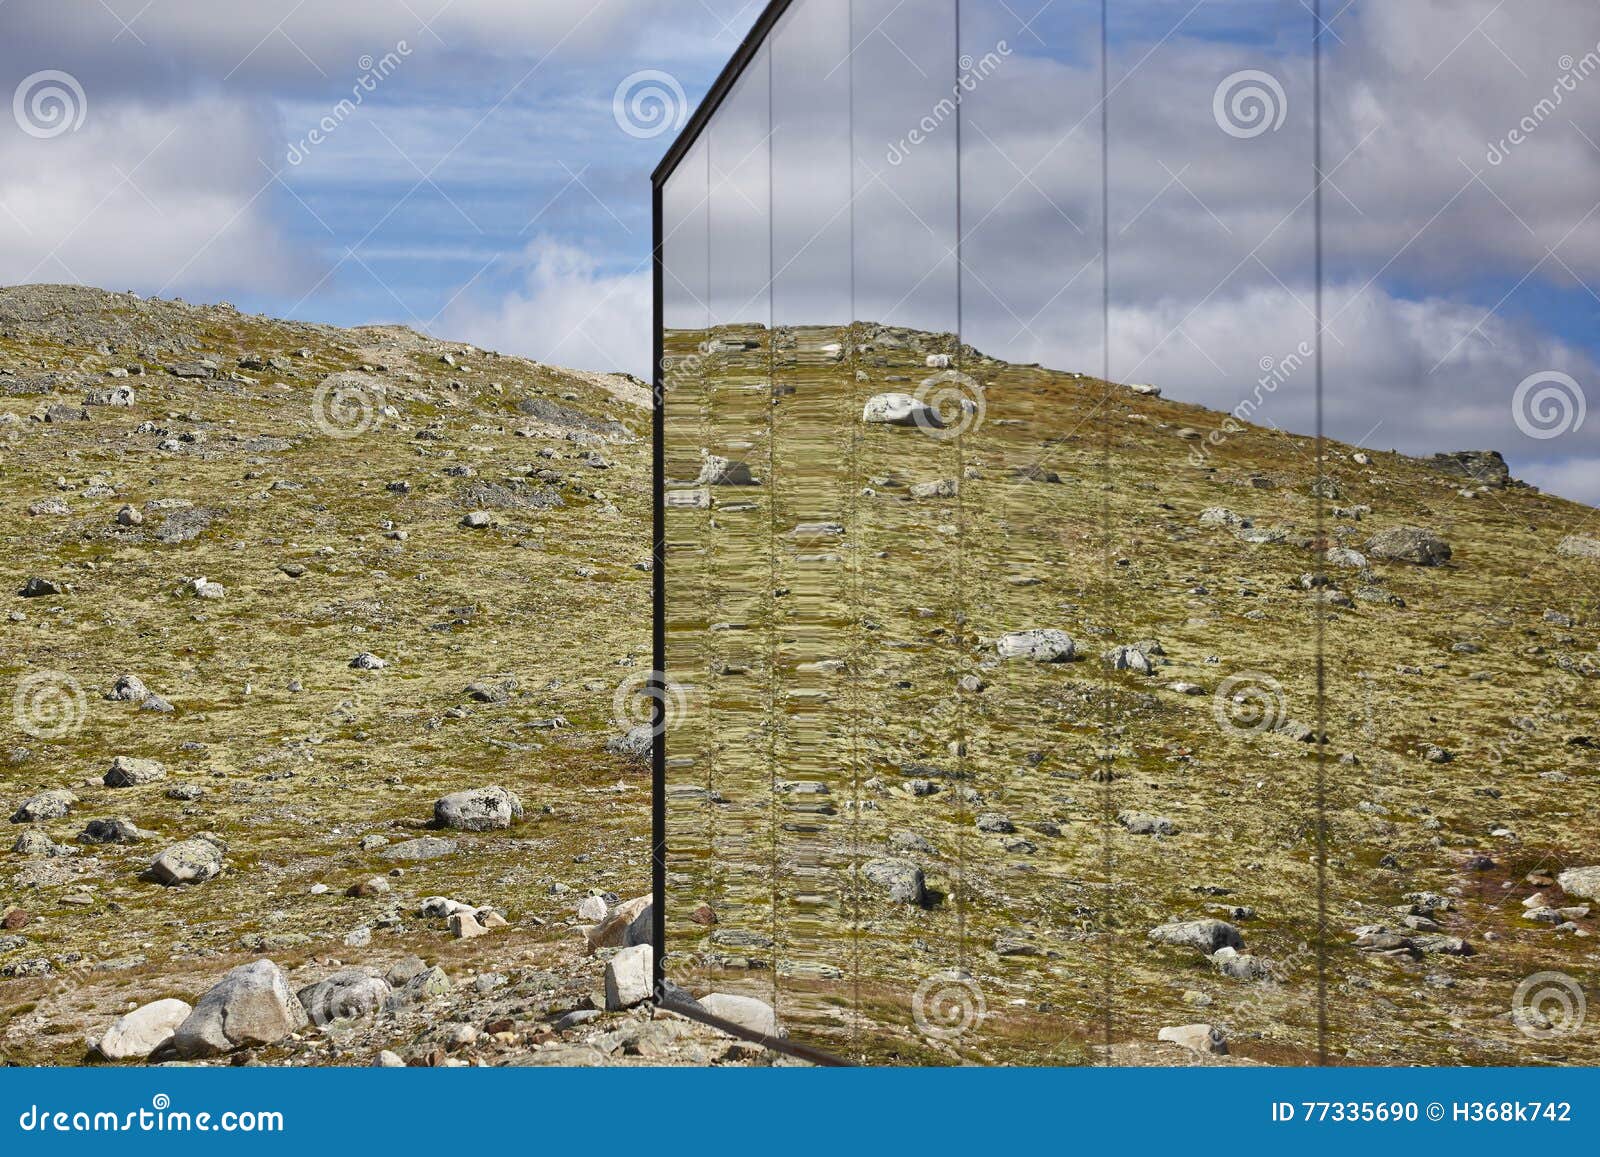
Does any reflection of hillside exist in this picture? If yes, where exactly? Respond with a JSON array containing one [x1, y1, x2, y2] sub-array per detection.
[[661, 320, 1600, 1066]]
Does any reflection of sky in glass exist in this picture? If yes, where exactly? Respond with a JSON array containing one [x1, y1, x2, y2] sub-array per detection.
[[664, 0, 1600, 502]]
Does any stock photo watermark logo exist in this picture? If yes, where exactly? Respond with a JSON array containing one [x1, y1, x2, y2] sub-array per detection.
[[886, 41, 1011, 165], [1188, 342, 1313, 466], [1511, 971, 1587, 1040], [1512, 371, 1586, 441], [1213, 70, 1287, 140], [661, 950, 716, 995], [914, 370, 986, 441], [1487, 43, 1600, 165], [13, 71, 88, 139], [286, 42, 412, 166], [1213, 672, 1296, 738], [12, 671, 87, 741], [913, 971, 986, 1043], [613, 70, 689, 140], [612, 669, 690, 739], [312, 374, 389, 439]]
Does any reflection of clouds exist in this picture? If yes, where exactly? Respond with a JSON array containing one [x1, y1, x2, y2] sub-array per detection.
[[661, 0, 1598, 502]]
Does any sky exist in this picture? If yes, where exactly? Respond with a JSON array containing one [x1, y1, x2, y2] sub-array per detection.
[[2, 0, 1597, 502]]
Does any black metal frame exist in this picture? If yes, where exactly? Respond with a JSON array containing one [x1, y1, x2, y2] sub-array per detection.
[[651, 0, 855, 1065]]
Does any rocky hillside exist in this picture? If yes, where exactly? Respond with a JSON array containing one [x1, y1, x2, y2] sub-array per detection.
[[0, 284, 777, 1067], [660, 320, 1600, 1067]]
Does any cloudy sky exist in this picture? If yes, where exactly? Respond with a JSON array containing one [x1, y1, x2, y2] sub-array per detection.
[[3, 0, 1597, 501]]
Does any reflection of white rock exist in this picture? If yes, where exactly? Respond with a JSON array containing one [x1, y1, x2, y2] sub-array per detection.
[[863, 393, 943, 429], [696, 455, 758, 487], [699, 992, 781, 1038], [666, 489, 711, 510], [1158, 1023, 1227, 1055], [996, 629, 1076, 663]]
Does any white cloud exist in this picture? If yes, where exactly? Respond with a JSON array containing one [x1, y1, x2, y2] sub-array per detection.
[[0, 97, 317, 295], [438, 237, 650, 375]]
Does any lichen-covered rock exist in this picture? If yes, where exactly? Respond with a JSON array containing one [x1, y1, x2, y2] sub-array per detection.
[[10, 788, 77, 823], [1366, 527, 1452, 567], [1148, 919, 1244, 955], [433, 785, 524, 832], [104, 756, 165, 787], [78, 817, 153, 845], [861, 858, 927, 906], [1558, 866, 1600, 902], [297, 969, 391, 1026], [148, 836, 225, 886]]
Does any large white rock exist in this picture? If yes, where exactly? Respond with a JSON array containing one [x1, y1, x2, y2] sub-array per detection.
[[97, 998, 192, 1060], [433, 785, 523, 832], [148, 836, 225, 886], [173, 960, 308, 1058], [604, 944, 654, 1010], [698, 993, 781, 1039]]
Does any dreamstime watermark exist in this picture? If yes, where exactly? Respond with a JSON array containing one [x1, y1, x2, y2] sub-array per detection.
[[311, 374, 389, 439], [16, 1094, 284, 1134], [13, 70, 88, 139], [12, 670, 87, 740], [614, 70, 689, 140], [1213, 69, 1287, 139], [1188, 341, 1313, 466], [286, 42, 412, 166], [886, 41, 1012, 165], [912, 970, 986, 1042], [661, 950, 716, 995], [915, 369, 986, 440], [1488, 44, 1600, 165], [1512, 971, 1587, 1040], [1512, 371, 1586, 440], [1213, 672, 1300, 739], [612, 669, 690, 739]]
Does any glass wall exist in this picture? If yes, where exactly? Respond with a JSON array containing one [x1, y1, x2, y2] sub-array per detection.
[[660, 0, 1600, 1067]]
